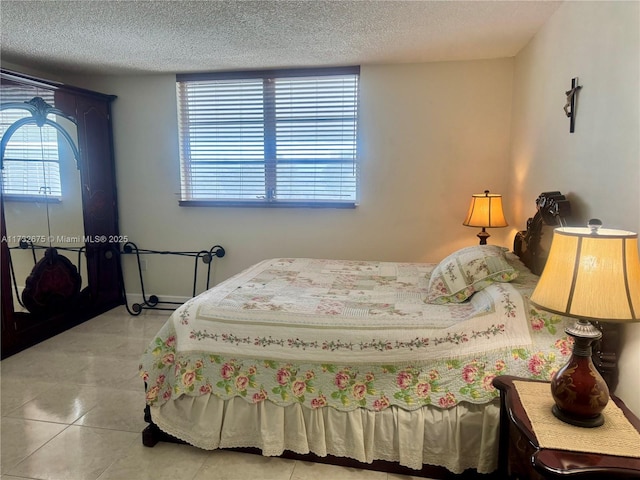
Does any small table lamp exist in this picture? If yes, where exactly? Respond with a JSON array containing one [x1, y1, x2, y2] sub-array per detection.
[[530, 220, 640, 427], [463, 190, 508, 244]]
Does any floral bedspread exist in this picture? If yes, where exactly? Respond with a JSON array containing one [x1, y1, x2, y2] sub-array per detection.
[[140, 257, 573, 411]]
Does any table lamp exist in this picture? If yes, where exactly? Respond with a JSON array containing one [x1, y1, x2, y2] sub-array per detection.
[[530, 220, 640, 427], [463, 190, 508, 245]]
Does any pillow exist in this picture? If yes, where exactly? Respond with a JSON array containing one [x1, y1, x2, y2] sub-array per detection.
[[425, 245, 518, 304]]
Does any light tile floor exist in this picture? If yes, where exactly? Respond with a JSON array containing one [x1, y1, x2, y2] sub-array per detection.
[[1, 307, 432, 480]]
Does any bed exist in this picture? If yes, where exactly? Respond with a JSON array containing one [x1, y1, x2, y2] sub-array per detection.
[[138, 192, 620, 478]]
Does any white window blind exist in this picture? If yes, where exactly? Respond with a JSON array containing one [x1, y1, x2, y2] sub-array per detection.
[[177, 66, 359, 207], [1, 87, 62, 199]]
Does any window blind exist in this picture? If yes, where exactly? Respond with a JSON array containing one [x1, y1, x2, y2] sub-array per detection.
[[1, 87, 61, 198], [177, 66, 359, 207]]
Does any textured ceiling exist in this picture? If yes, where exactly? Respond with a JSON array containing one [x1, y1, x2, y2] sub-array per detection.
[[1, 0, 562, 76]]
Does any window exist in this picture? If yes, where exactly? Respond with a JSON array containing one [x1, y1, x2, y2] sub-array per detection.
[[1, 88, 62, 200], [176, 66, 360, 207]]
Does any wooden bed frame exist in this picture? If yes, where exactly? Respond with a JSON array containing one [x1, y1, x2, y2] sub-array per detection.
[[140, 191, 621, 480]]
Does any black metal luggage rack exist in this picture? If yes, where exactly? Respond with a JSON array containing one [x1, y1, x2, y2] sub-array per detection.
[[119, 242, 225, 315]]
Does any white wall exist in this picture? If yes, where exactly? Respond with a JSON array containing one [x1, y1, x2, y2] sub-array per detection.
[[71, 59, 515, 299], [508, 1, 640, 414]]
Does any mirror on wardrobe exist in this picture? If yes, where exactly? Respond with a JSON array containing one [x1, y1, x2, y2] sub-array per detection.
[[1, 69, 122, 358], [1, 90, 87, 316]]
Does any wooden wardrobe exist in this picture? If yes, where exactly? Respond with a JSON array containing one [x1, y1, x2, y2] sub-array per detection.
[[1, 69, 123, 358]]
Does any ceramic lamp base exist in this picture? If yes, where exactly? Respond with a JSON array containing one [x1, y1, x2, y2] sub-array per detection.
[[552, 404, 604, 428], [550, 319, 609, 428]]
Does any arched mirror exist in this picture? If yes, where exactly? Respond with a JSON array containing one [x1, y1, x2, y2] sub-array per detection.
[[1, 69, 122, 358], [1, 94, 88, 316]]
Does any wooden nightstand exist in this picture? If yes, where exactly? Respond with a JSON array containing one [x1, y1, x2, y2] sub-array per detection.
[[492, 376, 640, 479]]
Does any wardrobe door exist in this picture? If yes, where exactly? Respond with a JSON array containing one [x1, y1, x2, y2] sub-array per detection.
[[1, 194, 16, 354], [75, 95, 121, 307]]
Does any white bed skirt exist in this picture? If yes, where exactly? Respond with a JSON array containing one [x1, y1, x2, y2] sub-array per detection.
[[150, 395, 500, 474]]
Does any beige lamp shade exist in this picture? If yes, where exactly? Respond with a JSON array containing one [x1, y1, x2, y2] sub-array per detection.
[[463, 191, 508, 228], [530, 226, 640, 322]]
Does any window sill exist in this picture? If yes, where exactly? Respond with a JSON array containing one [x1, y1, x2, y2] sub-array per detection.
[[3, 195, 61, 203], [179, 200, 357, 209]]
